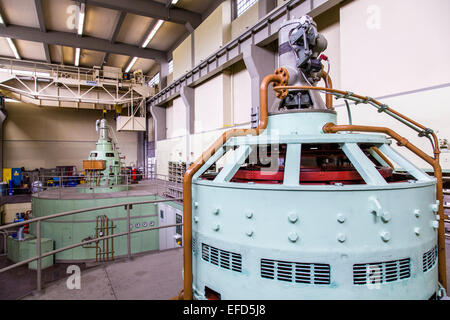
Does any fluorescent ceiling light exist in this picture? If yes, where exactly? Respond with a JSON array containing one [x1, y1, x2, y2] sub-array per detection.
[[172, 0, 179, 4], [142, 20, 164, 48], [5, 98, 19, 103], [75, 48, 80, 66], [0, 68, 50, 77], [78, 3, 85, 36], [125, 57, 138, 73], [0, 13, 19, 59], [6, 38, 21, 59]]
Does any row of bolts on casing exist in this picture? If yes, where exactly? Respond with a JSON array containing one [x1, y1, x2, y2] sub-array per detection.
[[192, 200, 441, 243]]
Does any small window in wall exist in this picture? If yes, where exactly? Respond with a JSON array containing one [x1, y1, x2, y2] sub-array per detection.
[[168, 60, 173, 74], [90, 152, 98, 157], [148, 73, 160, 87], [105, 152, 115, 157], [236, 0, 258, 18]]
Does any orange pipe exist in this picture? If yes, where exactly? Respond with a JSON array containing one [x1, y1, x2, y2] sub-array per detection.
[[273, 85, 441, 159], [320, 69, 333, 110], [371, 146, 394, 169], [323, 122, 447, 290], [179, 70, 286, 300]]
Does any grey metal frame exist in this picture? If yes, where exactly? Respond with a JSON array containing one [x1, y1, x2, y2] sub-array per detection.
[[0, 197, 183, 292], [0, 25, 166, 62], [148, 0, 341, 108]]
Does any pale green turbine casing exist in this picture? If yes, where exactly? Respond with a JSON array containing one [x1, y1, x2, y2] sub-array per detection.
[[191, 111, 440, 300]]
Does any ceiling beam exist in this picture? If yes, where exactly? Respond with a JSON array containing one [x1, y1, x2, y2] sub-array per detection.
[[101, 11, 126, 67], [0, 24, 166, 62], [33, 0, 51, 63], [86, 0, 202, 28]]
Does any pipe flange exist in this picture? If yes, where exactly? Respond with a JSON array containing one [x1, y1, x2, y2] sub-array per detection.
[[274, 67, 289, 99]]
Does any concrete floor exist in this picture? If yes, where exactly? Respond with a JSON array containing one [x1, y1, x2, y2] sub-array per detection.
[[22, 248, 183, 300], [18, 239, 450, 300]]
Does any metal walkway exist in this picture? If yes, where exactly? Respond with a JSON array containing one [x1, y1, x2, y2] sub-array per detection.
[[0, 57, 152, 110]]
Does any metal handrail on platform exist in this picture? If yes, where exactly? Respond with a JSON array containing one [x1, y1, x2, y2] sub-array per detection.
[[0, 197, 183, 293]]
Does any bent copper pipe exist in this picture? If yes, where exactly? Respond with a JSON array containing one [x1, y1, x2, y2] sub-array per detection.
[[371, 146, 394, 169], [320, 69, 333, 110], [273, 85, 440, 159], [323, 122, 447, 290], [179, 71, 286, 300]]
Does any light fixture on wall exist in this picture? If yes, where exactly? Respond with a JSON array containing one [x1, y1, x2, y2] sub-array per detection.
[[171, 0, 180, 4], [125, 57, 138, 73]]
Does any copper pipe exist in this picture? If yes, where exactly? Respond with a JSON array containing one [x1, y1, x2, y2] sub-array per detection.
[[106, 217, 109, 261], [320, 69, 333, 110], [323, 122, 447, 290], [111, 220, 114, 260], [95, 216, 99, 262], [179, 70, 286, 300], [371, 146, 394, 169], [101, 216, 105, 262], [273, 85, 440, 158]]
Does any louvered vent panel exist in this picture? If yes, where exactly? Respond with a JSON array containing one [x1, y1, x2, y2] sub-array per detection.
[[261, 259, 330, 285], [423, 245, 438, 272], [202, 244, 242, 272], [353, 258, 410, 285]]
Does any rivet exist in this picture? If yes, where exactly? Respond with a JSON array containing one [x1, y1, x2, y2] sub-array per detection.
[[212, 224, 220, 231], [288, 212, 298, 223], [431, 201, 439, 213], [337, 233, 346, 242], [213, 208, 220, 215], [414, 227, 420, 236], [414, 209, 421, 218], [288, 232, 299, 242], [246, 211, 253, 219], [194, 216, 199, 223], [194, 202, 199, 208], [246, 230, 253, 237], [337, 214, 346, 223], [381, 211, 391, 223], [380, 231, 391, 242], [435, 214, 440, 221], [431, 221, 439, 230]]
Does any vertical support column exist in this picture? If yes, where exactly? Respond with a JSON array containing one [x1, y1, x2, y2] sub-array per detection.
[[137, 131, 145, 170], [180, 86, 195, 163], [0, 97, 6, 181], [149, 104, 167, 176], [159, 60, 170, 91], [149, 105, 167, 142], [243, 45, 276, 128], [258, 0, 277, 19], [144, 112, 149, 178], [185, 22, 195, 70]]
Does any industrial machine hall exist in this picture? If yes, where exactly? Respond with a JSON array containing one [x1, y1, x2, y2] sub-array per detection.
[[0, 0, 449, 306]]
